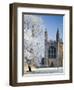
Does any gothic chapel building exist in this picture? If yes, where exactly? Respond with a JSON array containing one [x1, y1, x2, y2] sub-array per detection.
[[41, 28, 63, 67]]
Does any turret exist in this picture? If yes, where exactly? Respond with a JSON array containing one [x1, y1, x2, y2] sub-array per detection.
[[44, 29, 49, 66], [56, 28, 60, 43], [56, 28, 60, 67]]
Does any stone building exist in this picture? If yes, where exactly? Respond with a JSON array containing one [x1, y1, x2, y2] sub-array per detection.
[[41, 28, 63, 67]]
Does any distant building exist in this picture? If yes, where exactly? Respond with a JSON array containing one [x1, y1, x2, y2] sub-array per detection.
[[41, 28, 63, 67]]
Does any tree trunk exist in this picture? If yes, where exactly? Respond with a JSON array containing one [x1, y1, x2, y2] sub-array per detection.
[[28, 65, 31, 72]]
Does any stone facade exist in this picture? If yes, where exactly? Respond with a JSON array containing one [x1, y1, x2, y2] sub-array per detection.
[[43, 28, 63, 67]]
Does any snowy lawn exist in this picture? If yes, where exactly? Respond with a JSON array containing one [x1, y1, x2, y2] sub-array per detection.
[[24, 67, 63, 74]]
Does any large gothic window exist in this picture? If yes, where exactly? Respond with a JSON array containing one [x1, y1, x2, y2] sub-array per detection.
[[48, 46, 56, 58]]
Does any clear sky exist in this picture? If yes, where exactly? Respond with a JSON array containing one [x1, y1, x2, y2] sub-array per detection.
[[40, 15, 63, 41]]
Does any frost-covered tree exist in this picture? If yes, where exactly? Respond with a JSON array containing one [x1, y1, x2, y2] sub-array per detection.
[[24, 15, 45, 67]]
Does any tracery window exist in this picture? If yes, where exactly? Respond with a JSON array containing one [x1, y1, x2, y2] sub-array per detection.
[[48, 46, 56, 58]]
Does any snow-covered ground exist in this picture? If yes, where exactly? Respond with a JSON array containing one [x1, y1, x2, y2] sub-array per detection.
[[24, 67, 63, 76]]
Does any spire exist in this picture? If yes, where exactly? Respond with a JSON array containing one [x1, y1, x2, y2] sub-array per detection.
[[56, 28, 60, 42], [45, 28, 48, 41], [45, 28, 47, 34]]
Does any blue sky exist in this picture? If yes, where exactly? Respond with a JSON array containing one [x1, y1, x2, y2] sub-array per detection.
[[40, 15, 63, 41]]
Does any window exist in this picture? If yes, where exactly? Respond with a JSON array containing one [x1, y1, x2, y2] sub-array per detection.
[[48, 46, 56, 58]]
